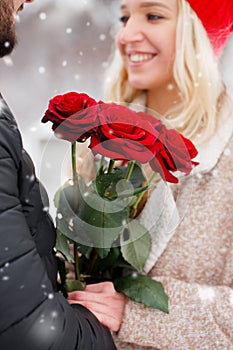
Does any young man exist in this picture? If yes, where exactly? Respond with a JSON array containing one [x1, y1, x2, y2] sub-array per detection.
[[0, 1, 116, 349]]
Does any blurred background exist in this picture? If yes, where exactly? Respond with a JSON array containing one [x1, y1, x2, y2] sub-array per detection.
[[0, 0, 232, 217]]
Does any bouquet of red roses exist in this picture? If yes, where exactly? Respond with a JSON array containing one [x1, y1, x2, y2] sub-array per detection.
[[42, 91, 198, 313]]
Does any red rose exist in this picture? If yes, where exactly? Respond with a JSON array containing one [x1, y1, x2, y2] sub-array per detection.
[[42, 92, 99, 142], [149, 126, 199, 183], [89, 104, 161, 163]]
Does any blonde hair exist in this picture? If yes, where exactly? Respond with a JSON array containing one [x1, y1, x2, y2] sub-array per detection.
[[104, 0, 230, 144]]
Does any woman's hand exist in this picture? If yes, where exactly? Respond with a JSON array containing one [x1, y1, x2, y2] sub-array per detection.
[[68, 281, 126, 331]]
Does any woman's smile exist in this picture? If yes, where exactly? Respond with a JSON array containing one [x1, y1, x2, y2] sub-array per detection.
[[127, 51, 157, 65]]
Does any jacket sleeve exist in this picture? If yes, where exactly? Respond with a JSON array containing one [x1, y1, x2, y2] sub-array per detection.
[[0, 118, 116, 350], [114, 270, 233, 349]]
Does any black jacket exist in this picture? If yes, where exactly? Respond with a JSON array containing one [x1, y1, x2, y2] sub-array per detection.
[[0, 94, 116, 350]]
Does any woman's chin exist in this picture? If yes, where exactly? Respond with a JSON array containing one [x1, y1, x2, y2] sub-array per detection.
[[128, 79, 148, 91]]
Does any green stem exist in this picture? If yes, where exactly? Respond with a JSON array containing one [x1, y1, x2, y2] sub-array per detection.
[[107, 159, 115, 173], [100, 155, 105, 170], [131, 172, 157, 218], [74, 242, 81, 281], [87, 249, 98, 275], [72, 142, 78, 186], [125, 160, 135, 181], [71, 142, 80, 281]]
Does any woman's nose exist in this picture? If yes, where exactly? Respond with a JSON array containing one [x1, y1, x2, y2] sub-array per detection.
[[118, 19, 144, 44]]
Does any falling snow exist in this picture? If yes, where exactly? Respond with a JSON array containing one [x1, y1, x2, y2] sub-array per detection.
[[51, 311, 58, 318], [30, 127, 37, 132], [3, 56, 13, 67], [212, 169, 219, 177], [198, 285, 216, 303], [196, 173, 203, 179], [38, 66, 46, 74], [99, 34, 106, 41], [224, 148, 231, 156], [48, 293, 54, 300], [2, 276, 10, 281], [66, 27, 72, 34], [39, 12, 47, 21], [167, 84, 174, 91]]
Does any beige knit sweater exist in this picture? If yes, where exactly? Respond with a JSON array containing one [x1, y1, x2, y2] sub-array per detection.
[[113, 109, 233, 349]]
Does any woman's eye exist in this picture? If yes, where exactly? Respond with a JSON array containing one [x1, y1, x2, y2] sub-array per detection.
[[147, 14, 163, 21], [119, 16, 129, 24]]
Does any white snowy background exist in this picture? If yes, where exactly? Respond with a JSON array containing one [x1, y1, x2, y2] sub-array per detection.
[[0, 0, 232, 217]]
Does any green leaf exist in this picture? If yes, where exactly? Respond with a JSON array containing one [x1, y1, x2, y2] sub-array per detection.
[[117, 184, 149, 199], [55, 175, 87, 219], [114, 274, 169, 313], [95, 247, 121, 271], [55, 176, 129, 250], [95, 246, 111, 259], [56, 229, 74, 263], [55, 185, 77, 223], [72, 191, 129, 249], [78, 244, 93, 256], [119, 162, 146, 188], [65, 279, 86, 292], [120, 219, 151, 272], [94, 169, 124, 198], [94, 163, 146, 201], [54, 179, 73, 209], [56, 214, 74, 243]]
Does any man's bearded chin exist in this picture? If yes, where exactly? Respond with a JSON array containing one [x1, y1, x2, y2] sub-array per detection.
[[0, 1, 17, 57]]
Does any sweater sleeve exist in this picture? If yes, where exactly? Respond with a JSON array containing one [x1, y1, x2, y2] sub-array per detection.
[[115, 272, 233, 349], [0, 118, 115, 350]]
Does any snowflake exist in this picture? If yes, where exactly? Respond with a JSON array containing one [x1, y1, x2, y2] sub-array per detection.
[[198, 285, 216, 303]]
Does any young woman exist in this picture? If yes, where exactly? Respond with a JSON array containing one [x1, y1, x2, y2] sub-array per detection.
[[68, 0, 233, 348]]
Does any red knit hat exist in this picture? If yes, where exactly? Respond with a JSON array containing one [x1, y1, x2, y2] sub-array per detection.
[[186, 0, 233, 56]]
